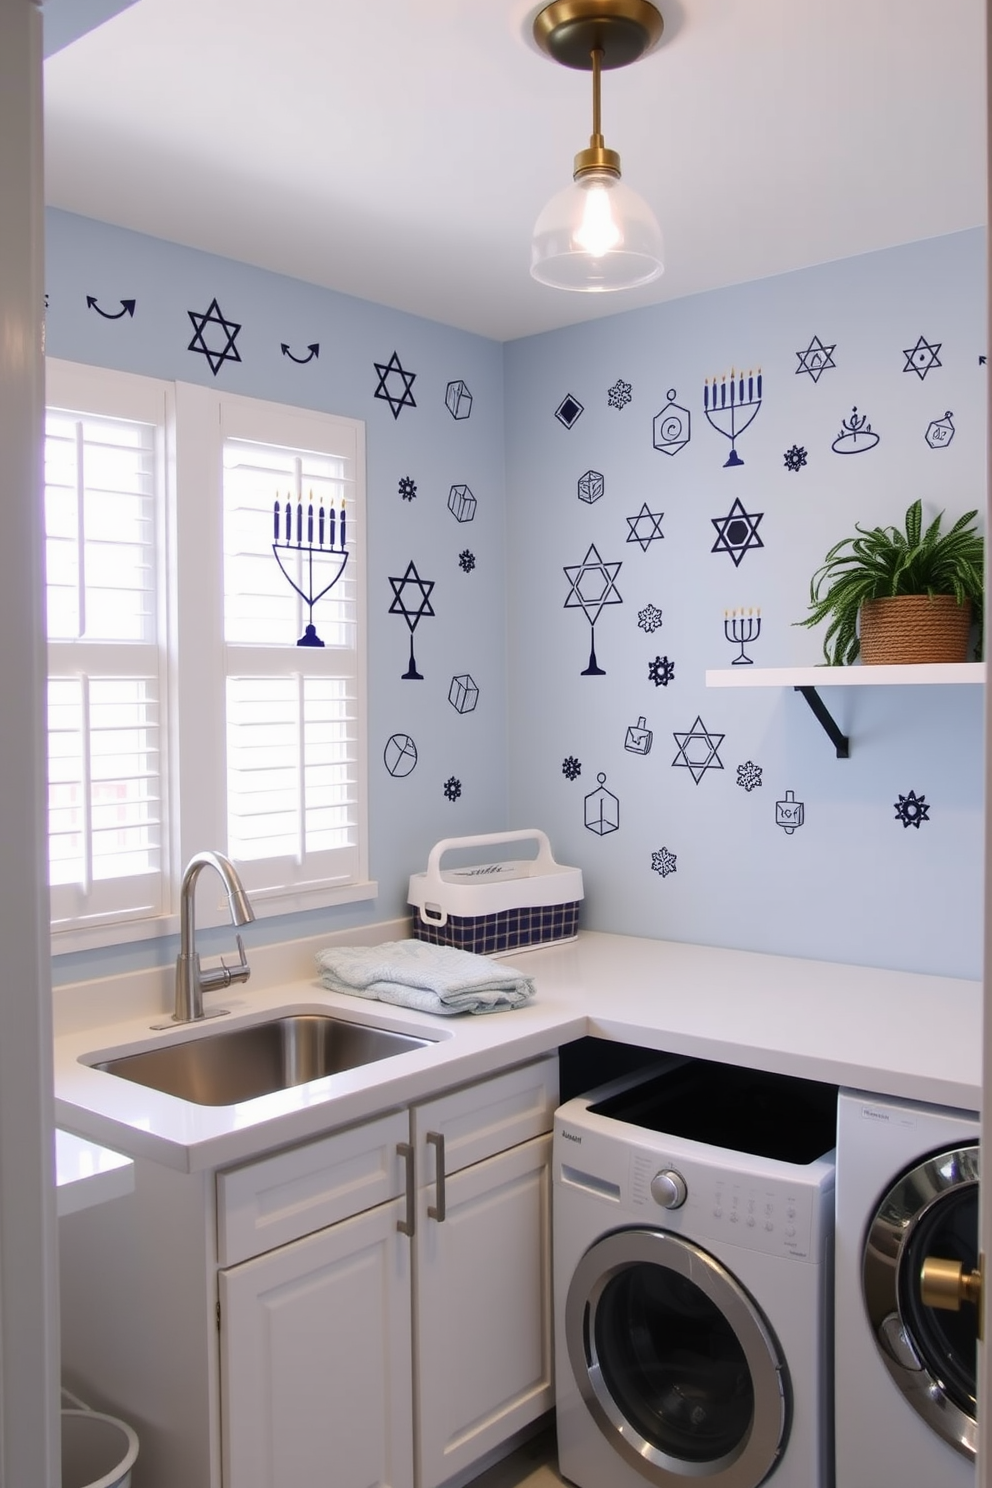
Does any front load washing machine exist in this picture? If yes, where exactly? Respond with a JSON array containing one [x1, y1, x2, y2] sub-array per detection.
[[554, 1057, 837, 1488], [834, 1087, 980, 1488]]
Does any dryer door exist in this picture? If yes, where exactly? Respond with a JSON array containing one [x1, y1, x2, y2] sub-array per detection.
[[863, 1142, 979, 1460], [565, 1227, 787, 1488]]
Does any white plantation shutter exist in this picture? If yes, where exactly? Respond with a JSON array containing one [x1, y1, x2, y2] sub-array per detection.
[[175, 385, 368, 913], [44, 369, 169, 933]]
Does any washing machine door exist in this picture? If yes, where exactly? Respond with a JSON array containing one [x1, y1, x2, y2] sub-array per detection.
[[565, 1228, 787, 1488], [863, 1142, 979, 1460]]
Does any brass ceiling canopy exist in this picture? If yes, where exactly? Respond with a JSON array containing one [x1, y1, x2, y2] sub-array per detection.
[[533, 0, 664, 72]]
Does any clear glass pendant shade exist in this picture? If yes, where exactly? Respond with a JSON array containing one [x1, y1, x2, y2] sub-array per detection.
[[531, 169, 665, 292]]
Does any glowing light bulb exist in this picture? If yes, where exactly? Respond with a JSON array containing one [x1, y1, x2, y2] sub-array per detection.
[[574, 180, 621, 258]]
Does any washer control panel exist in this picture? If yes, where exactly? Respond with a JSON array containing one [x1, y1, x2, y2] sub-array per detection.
[[631, 1148, 823, 1260]]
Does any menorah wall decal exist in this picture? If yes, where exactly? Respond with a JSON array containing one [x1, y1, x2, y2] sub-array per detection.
[[724, 608, 761, 665], [272, 494, 349, 647], [704, 368, 763, 467]]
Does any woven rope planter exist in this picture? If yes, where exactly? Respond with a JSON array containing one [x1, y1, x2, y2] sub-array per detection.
[[859, 594, 972, 664]]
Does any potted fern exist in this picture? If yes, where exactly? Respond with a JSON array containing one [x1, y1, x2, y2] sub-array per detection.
[[798, 499, 983, 665]]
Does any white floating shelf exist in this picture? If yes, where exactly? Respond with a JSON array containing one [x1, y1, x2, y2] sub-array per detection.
[[706, 663, 985, 688]]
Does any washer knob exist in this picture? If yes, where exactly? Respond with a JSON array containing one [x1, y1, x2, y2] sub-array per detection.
[[650, 1169, 687, 1209]]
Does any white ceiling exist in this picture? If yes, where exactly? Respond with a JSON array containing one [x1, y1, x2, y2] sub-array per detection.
[[42, 0, 988, 343]]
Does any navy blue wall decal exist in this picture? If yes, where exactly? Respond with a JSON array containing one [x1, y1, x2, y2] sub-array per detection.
[[638, 603, 664, 633], [652, 390, 691, 455], [649, 655, 675, 687], [625, 716, 653, 755], [608, 379, 633, 411], [383, 733, 418, 778], [281, 342, 319, 364], [795, 335, 836, 382], [272, 492, 349, 647], [784, 444, 808, 472], [562, 755, 582, 781], [448, 484, 477, 522], [458, 549, 476, 573], [651, 846, 677, 877], [903, 336, 942, 379], [443, 776, 462, 802], [724, 608, 761, 664], [563, 544, 623, 675], [980, 355, 987, 366], [187, 297, 242, 376], [555, 394, 584, 429], [578, 470, 605, 505], [925, 411, 955, 449], [711, 498, 765, 566], [388, 560, 436, 679], [445, 379, 473, 419], [584, 773, 620, 835], [737, 761, 763, 792], [373, 351, 417, 418], [704, 368, 762, 466], [626, 504, 665, 550], [398, 476, 418, 501], [672, 717, 725, 782], [448, 674, 479, 714], [832, 407, 880, 453], [895, 789, 930, 827], [86, 295, 135, 320], [776, 790, 805, 833]]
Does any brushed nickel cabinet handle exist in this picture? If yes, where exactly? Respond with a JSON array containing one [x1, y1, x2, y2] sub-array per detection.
[[396, 1142, 415, 1236], [426, 1131, 446, 1223]]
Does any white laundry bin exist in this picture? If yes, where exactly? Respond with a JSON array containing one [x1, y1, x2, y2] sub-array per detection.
[[61, 1394, 139, 1488]]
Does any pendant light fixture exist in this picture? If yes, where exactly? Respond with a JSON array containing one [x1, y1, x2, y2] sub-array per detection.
[[531, 0, 665, 293]]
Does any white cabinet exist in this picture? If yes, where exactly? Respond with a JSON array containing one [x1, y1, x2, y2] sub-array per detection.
[[213, 1055, 558, 1488]]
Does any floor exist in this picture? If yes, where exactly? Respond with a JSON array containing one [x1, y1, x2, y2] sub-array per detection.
[[466, 1427, 567, 1488]]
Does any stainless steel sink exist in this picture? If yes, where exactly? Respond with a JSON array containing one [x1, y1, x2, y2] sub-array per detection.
[[93, 1014, 436, 1106]]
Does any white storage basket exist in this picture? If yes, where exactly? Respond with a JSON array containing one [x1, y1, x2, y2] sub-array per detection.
[[408, 830, 583, 956]]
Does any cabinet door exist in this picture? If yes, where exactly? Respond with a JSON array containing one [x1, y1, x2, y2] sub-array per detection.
[[220, 1196, 413, 1488], [415, 1133, 553, 1488]]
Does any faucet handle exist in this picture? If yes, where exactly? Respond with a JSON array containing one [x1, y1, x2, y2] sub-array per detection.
[[199, 934, 252, 994]]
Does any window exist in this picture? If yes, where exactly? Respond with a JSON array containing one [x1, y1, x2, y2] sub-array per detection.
[[44, 363, 371, 950]]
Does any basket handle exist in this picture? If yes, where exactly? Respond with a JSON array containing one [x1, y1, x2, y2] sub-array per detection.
[[423, 829, 557, 888]]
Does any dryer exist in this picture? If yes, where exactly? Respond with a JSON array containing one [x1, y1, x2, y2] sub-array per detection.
[[554, 1057, 837, 1488], [834, 1087, 979, 1488]]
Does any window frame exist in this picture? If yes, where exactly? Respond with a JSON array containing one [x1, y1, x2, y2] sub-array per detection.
[[45, 360, 375, 955]]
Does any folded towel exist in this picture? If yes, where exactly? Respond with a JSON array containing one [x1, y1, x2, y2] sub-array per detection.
[[315, 939, 535, 1016]]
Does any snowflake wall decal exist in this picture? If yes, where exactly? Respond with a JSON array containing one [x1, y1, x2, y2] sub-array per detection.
[[398, 476, 417, 501], [638, 603, 664, 634], [443, 776, 462, 803], [608, 379, 633, 411], [562, 756, 582, 782], [651, 847, 678, 878], [458, 550, 476, 573], [784, 445, 807, 472], [649, 655, 675, 687], [894, 789, 930, 828], [736, 761, 763, 792]]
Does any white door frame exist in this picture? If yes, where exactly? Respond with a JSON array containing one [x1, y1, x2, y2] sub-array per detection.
[[0, 1, 61, 1483]]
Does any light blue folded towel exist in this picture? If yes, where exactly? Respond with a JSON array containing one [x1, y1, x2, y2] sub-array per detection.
[[315, 939, 535, 1016]]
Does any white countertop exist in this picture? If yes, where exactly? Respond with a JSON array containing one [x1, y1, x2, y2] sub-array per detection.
[[55, 1130, 134, 1216], [53, 931, 981, 1175]]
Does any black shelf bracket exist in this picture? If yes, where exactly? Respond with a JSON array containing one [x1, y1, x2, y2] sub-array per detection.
[[795, 686, 850, 758]]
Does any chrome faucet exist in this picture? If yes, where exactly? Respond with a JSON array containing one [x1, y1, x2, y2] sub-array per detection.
[[168, 851, 256, 1025]]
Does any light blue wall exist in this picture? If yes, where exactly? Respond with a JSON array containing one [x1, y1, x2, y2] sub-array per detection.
[[46, 212, 987, 982], [45, 209, 509, 979], [504, 229, 986, 978]]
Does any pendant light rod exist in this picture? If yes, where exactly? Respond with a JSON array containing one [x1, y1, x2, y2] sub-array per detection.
[[590, 46, 603, 140]]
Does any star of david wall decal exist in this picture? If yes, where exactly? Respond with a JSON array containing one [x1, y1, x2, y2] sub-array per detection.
[[563, 543, 623, 676], [902, 336, 942, 380], [187, 297, 242, 376], [388, 560, 435, 679], [711, 499, 764, 567], [672, 717, 725, 784], [625, 505, 665, 551], [374, 351, 417, 419], [795, 335, 836, 382]]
